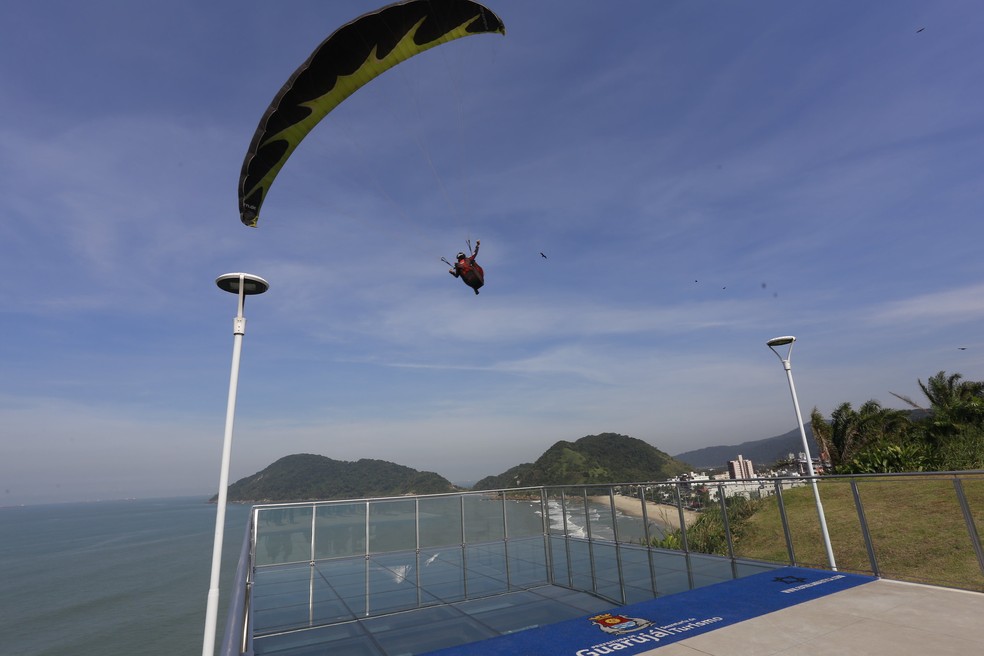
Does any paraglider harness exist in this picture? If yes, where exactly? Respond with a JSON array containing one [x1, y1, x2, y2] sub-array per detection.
[[443, 240, 484, 295]]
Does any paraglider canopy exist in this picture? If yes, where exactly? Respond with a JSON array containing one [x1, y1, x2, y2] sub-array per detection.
[[238, 0, 505, 228]]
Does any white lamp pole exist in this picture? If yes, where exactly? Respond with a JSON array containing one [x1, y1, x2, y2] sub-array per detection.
[[766, 336, 837, 571], [203, 273, 269, 656]]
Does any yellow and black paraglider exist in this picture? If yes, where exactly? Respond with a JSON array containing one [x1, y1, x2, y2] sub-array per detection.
[[238, 0, 505, 228]]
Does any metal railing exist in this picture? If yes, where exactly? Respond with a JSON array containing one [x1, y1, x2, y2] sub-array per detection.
[[219, 471, 984, 655]]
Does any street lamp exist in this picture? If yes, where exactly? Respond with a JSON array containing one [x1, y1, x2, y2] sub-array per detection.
[[766, 335, 837, 571], [203, 273, 269, 656]]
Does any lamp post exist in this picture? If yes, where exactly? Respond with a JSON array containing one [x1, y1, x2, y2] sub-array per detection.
[[202, 273, 269, 656], [766, 335, 837, 571]]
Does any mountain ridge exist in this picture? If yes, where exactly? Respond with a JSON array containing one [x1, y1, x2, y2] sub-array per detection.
[[672, 425, 819, 470], [216, 453, 456, 502], [217, 428, 829, 502], [473, 433, 691, 489]]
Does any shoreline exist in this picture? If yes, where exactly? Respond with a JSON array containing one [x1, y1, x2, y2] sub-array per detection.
[[587, 494, 699, 531]]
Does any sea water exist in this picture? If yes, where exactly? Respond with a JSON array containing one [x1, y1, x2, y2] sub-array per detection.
[[0, 495, 648, 655], [0, 497, 251, 656], [539, 498, 664, 543]]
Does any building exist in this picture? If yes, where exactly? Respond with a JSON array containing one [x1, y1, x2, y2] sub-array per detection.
[[727, 454, 755, 479]]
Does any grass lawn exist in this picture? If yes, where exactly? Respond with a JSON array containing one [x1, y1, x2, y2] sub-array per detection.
[[731, 475, 984, 591]]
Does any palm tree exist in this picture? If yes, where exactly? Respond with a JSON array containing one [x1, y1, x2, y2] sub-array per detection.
[[811, 401, 911, 472], [892, 370, 984, 443]]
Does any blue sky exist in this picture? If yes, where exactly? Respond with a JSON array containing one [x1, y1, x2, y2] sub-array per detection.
[[2, 1, 982, 505]]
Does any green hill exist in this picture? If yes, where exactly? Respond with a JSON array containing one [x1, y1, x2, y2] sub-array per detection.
[[473, 433, 692, 490], [218, 454, 456, 502]]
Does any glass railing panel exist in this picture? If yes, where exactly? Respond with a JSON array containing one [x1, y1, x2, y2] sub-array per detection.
[[463, 542, 509, 596], [726, 478, 828, 566], [368, 499, 416, 554], [313, 502, 366, 560], [856, 475, 984, 590], [648, 548, 692, 595], [961, 474, 984, 581], [367, 551, 432, 615], [816, 479, 871, 574], [646, 483, 685, 543], [616, 546, 659, 604], [582, 487, 617, 542], [730, 481, 798, 564], [546, 534, 573, 587], [250, 563, 357, 635], [733, 559, 781, 577], [783, 480, 843, 569], [682, 489, 726, 557], [504, 492, 545, 539], [251, 618, 366, 655], [462, 493, 505, 543], [418, 496, 463, 549], [315, 557, 368, 612], [565, 539, 596, 594], [254, 505, 313, 566], [608, 490, 646, 545], [504, 536, 549, 587], [585, 541, 624, 603], [418, 546, 465, 602], [544, 488, 582, 537], [363, 604, 496, 656], [687, 552, 740, 588]]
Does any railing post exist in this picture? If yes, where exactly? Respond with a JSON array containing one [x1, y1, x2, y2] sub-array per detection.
[[638, 486, 652, 545], [717, 483, 734, 558], [953, 477, 984, 577], [309, 504, 317, 564], [674, 484, 695, 590], [364, 501, 370, 617], [773, 481, 796, 566], [415, 497, 422, 606], [561, 489, 574, 588], [501, 490, 512, 588], [716, 483, 736, 562], [640, 486, 659, 598], [460, 495, 469, 598], [850, 479, 880, 577], [607, 487, 627, 605], [540, 488, 553, 586], [608, 487, 620, 543], [583, 488, 598, 595], [674, 484, 690, 553]]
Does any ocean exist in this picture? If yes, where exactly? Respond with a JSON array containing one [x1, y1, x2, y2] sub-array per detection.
[[0, 497, 251, 656], [0, 494, 652, 656]]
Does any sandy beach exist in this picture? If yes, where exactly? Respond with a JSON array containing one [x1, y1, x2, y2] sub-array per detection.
[[587, 494, 700, 531]]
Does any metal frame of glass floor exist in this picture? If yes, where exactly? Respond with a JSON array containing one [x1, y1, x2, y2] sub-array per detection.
[[220, 487, 782, 655]]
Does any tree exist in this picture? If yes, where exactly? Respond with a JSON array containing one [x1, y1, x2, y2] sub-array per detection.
[[811, 401, 911, 472], [892, 371, 984, 468], [809, 370, 984, 473]]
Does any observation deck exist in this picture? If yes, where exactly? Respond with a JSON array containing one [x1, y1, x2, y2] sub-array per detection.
[[219, 474, 984, 655]]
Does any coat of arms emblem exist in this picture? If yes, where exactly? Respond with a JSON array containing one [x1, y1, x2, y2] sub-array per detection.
[[589, 613, 654, 635]]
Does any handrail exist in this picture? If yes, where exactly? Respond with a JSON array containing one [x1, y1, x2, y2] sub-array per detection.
[[218, 517, 254, 656]]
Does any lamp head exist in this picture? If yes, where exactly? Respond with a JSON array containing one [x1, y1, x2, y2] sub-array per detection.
[[767, 336, 796, 347], [216, 273, 269, 295]]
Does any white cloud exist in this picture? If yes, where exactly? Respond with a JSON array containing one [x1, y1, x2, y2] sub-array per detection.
[[866, 283, 984, 326]]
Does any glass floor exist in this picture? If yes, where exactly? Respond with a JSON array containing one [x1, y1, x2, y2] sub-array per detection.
[[248, 537, 780, 655]]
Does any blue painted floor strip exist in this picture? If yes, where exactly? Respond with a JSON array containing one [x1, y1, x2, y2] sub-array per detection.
[[425, 567, 876, 655]]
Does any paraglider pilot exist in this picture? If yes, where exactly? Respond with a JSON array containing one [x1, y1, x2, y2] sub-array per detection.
[[449, 240, 484, 295]]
